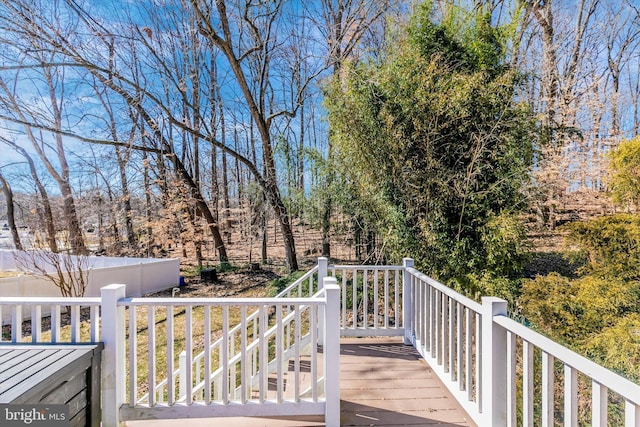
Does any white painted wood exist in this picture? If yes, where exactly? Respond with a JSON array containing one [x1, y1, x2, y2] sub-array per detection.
[[310, 304, 318, 402], [11, 305, 21, 342], [31, 305, 41, 343], [323, 279, 340, 427], [427, 284, 433, 354], [341, 271, 347, 330], [204, 306, 211, 404], [234, 306, 240, 404], [384, 270, 389, 328], [523, 340, 534, 427], [185, 306, 193, 404], [317, 257, 327, 290], [506, 332, 516, 427], [148, 306, 156, 407], [128, 306, 137, 405], [52, 305, 61, 343], [418, 277, 424, 349], [480, 297, 508, 427], [90, 305, 99, 341], [276, 305, 283, 403], [394, 270, 400, 331], [179, 351, 186, 400], [71, 305, 80, 342], [494, 315, 640, 404], [542, 352, 554, 427], [100, 284, 126, 427], [119, 401, 326, 421], [352, 270, 357, 330], [436, 290, 442, 365], [294, 305, 301, 402], [166, 306, 174, 404], [475, 311, 481, 410], [259, 306, 267, 403], [564, 365, 577, 427], [317, 258, 327, 345], [592, 381, 607, 427], [363, 269, 368, 329], [402, 258, 414, 344], [456, 302, 462, 385], [221, 307, 230, 405], [625, 399, 640, 427], [448, 297, 454, 378], [373, 270, 379, 329], [465, 307, 472, 400]]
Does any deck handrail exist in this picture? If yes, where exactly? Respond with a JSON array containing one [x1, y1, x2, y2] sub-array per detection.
[[3, 257, 640, 426], [402, 261, 640, 427], [139, 265, 321, 404]]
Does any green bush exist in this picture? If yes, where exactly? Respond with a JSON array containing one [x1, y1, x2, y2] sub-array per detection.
[[520, 273, 639, 344], [609, 136, 640, 209], [584, 313, 640, 384], [565, 214, 640, 280], [480, 211, 531, 278]]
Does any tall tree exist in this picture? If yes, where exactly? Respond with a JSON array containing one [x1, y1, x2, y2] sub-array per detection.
[[0, 170, 23, 250], [190, 0, 303, 270], [326, 2, 535, 279], [307, 0, 398, 257]]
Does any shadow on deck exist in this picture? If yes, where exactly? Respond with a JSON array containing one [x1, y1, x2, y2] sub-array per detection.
[[126, 337, 476, 427]]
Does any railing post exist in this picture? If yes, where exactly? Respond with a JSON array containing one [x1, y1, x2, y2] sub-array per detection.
[[402, 258, 414, 345], [101, 284, 126, 427], [318, 257, 328, 345], [481, 297, 508, 427], [323, 278, 340, 427], [318, 257, 328, 290]]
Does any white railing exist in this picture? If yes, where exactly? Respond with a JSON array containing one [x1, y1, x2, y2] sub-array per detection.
[[0, 297, 101, 343], [404, 262, 640, 427], [328, 262, 404, 337], [2, 257, 640, 427], [148, 266, 321, 406], [100, 280, 340, 427]]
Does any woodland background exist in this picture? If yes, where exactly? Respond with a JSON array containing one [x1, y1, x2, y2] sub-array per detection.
[[1, 0, 640, 406]]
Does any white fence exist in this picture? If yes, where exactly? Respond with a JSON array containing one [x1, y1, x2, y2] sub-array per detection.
[[327, 263, 405, 337], [1, 257, 640, 427], [0, 250, 179, 322]]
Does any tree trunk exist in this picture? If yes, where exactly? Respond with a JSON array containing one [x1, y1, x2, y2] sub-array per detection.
[[115, 146, 137, 249], [143, 150, 154, 257], [0, 172, 23, 250]]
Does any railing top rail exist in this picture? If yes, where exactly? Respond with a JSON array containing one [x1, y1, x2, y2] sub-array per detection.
[[274, 265, 318, 298], [494, 315, 640, 404], [119, 296, 326, 307], [329, 264, 403, 271], [0, 297, 101, 306], [405, 267, 482, 312]]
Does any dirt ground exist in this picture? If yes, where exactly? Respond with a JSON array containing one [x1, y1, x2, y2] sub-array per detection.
[[160, 218, 355, 298]]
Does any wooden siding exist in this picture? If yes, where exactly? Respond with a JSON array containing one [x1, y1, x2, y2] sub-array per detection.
[[0, 344, 103, 427]]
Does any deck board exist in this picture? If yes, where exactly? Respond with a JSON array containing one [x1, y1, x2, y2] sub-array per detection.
[[127, 337, 476, 426]]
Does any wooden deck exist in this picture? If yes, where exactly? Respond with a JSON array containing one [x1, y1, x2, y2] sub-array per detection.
[[127, 337, 476, 427]]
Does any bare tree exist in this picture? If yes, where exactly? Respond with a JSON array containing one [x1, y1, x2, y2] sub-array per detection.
[[0, 136, 59, 252], [14, 249, 89, 297], [307, 0, 398, 257], [0, 169, 23, 250]]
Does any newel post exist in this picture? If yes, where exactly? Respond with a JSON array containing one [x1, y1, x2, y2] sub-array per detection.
[[481, 297, 508, 427], [402, 258, 414, 345], [323, 277, 340, 427], [101, 284, 126, 427], [317, 257, 328, 345]]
